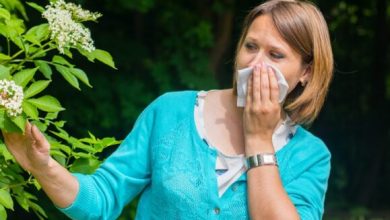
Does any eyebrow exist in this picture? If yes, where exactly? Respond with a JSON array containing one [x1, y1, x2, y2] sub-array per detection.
[[245, 36, 288, 53]]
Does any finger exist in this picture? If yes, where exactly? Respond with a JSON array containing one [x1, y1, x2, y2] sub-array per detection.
[[268, 66, 279, 103], [252, 64, 261, 105], [31, 125, 49, 149], [261, 64, 270, 103], [246, 74, 253, 106], [25, 121, 32, 137]]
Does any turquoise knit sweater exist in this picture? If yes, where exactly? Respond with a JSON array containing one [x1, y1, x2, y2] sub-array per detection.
[[58, 91, 331, 220]]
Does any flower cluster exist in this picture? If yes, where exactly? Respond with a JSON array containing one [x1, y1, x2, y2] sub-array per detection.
[[0, 79, 24, 117], [42, 0, 102, 54]]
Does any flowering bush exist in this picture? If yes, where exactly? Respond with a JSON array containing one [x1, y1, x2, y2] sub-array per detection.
[[0, 0, 120, 219], [0, 79, 23, 117]]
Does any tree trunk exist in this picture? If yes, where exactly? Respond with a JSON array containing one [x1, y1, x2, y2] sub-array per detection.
[[209, 0, 235, 80], [357, 0, 389, 206]]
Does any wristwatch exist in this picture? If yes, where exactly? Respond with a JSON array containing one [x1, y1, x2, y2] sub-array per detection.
[[246, 153, 278, 169]]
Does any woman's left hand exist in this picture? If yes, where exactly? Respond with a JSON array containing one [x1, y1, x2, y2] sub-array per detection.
[[243, 63, 282, 155]]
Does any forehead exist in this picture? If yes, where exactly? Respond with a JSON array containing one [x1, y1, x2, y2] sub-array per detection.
[[245, 15, 292, 51]]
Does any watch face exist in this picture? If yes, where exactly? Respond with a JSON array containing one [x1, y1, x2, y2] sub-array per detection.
[[263, 154, 275, 164]]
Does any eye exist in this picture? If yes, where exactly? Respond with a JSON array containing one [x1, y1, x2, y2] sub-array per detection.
[[270, 51, 285, 59], [244, 42, 258, 52]]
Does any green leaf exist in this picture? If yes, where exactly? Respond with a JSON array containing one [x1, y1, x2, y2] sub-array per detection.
[[12, 67, 39, 87], [25, 24, 49, 45], [0, 53, 11, 61], [51, 142, 71, 155], [52, 55, 73, 67], [6, 18, 26, 49], [53, 155, 66, 167], [2, 114, 23, 133], [53, 120, 65, 128], [70, 158, 101, 174], [72, 140, 96, 153], [0, 144, 14, 161], [10, 115, 26, 132], [77, 48, 95, 62], [55, 65, 80, 90], [15, 195, 29, 211], [34, 60, 52, 79], [79, 138, 97, 145], [72, 152, 92, 159], [50, 128, 70, 141], [31, 120, 47, 132], [22, 101, 39, 119], [26, 2, 45, 13], [2, 0, 29, 21], [101, 137, 121, 147], [0, 65, 11, 80], [0, 8, 11, 20], [0, 109, 5, 129], [69, 68, 92, 88], [0, 188, 13, 210], [25, 45, 40, 56], [51, 149, 67, 158], [28, 202, 47, 219], [0, 204, 7, 220], [28, 95, 65, 112], [45, 112, 58, 120], [91, 49, 117, 69], [32, 179, 42, 191], [94, 137, 121, 152], [63, 48, 73, 59], [24, 80, 51, 98]]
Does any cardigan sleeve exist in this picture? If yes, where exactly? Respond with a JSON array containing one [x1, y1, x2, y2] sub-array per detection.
[[284, 138, 331, 220], [57, 101, 157, 220]]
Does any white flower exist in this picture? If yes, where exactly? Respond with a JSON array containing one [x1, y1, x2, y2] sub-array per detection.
[[42, 0, 102, 54], [0, 79, 24, 117]]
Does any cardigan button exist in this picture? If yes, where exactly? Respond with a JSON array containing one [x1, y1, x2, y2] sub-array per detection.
[[214, 207, 220, 215]]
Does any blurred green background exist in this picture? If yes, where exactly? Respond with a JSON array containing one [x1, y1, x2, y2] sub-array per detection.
[[8, 0, 390, 219]]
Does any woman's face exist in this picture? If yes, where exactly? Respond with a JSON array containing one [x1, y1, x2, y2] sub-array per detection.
[[236, 14, 310, 93]]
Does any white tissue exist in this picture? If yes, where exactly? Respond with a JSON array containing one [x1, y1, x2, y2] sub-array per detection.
[[236, 64, 289, 107]]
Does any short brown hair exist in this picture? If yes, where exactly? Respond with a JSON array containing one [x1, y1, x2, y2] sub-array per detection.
[[233, 0, 333, 125]]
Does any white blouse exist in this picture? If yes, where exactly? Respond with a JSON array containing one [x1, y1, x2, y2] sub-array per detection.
[[194, 91, 297, 197]]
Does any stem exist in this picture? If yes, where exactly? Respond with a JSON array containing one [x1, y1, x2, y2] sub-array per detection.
[[30, 47, 56, 59], [8, 59, 57, 66], [11, 48, 56, 74], [0, 179, 34, 190], [30, 41, 55, 59], [8, 41, 55, 74], [7, 38, 10, 56], [10, 50, 25, 60]]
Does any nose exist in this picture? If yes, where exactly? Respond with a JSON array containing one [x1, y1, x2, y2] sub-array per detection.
[[248, 51, 269, 67]]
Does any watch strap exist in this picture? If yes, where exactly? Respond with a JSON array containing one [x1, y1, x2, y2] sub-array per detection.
[[246, 153, 278, 169]]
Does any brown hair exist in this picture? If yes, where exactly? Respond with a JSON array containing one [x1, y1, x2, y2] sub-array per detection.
[[233, 0, 333, 125]]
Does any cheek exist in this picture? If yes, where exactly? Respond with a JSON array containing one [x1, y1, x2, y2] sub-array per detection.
[[236, 50, 251, 69], [279, 68, 302, 92], [286, 77, 300, 93]]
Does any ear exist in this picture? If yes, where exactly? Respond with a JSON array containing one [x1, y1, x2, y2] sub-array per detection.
[[299, 65, 312, 85]]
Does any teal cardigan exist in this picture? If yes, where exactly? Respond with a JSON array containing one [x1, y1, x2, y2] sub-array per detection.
[[59, 91, 331, 220]]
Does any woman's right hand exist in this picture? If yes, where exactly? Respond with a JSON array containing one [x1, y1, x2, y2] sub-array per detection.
[[3, 122, 79, 208], [2, 122, 51, 173]]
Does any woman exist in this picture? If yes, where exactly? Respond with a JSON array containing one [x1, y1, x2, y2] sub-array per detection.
[[3, 0, 333, 219]]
